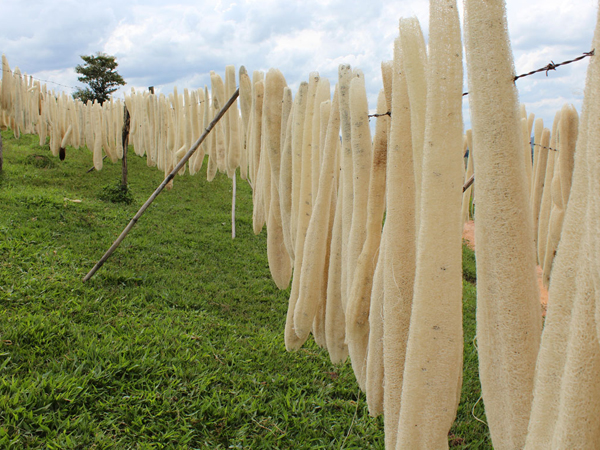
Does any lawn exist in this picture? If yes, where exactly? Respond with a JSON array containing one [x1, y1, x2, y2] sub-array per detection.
[[0, 130, 490, 449]]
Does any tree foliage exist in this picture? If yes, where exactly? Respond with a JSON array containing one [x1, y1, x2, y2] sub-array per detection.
[[73, 53, 125, 104]]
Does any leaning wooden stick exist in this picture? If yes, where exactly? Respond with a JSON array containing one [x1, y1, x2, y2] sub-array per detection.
[[83, 88, 240, 282], [86, 155, 107, 173], [463, 173, 474, 192]]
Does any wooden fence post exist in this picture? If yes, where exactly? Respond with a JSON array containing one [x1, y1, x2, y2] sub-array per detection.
[[121, 105, 131, 188], [232, 169, 236, 239]]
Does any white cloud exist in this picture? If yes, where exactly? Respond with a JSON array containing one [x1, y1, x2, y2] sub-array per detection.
[[1, 0, 597, 132]]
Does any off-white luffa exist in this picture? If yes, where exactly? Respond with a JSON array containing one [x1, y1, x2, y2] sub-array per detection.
[[464, 1, 542, 448], [396, 1, 464, 447]]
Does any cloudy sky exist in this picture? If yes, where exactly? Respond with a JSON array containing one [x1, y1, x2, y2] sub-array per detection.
[[1, 0, 598, 131]]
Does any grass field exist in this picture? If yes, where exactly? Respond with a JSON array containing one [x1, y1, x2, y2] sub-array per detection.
[[0, 130, 490, 449]]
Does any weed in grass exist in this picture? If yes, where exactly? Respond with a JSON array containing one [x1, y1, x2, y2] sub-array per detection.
[[98, 182, 135, 205], [24, 154, 56, 169]]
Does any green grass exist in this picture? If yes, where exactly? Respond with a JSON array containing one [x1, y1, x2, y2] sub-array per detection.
[[462, 243, 477, 284], [0, 130, 490, 448], [97, 182, 135, 205]]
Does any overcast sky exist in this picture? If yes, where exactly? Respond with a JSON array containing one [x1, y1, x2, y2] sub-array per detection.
[[1, 0, 598, 131]]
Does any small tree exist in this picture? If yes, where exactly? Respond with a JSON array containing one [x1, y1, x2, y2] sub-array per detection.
[[73, 52, 125, 104]]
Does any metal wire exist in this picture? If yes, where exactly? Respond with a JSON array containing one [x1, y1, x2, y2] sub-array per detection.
[[531, 141, 558, 152], [462, 49, 595, 97], [514, 50, 595, 81]]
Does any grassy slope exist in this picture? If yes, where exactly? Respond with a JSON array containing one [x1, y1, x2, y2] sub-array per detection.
[[0, 131, 490, 449]]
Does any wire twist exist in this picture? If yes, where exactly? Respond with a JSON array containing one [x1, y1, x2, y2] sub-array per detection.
[[368, 111, 391, 118]]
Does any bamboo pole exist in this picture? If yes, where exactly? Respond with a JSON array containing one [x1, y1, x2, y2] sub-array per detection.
[[83, 88, 240, 282]]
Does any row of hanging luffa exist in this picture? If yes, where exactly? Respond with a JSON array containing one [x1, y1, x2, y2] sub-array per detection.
[[1, 0, 598, 446]]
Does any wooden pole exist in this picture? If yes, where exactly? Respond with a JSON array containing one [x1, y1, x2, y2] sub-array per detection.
[[83, 88, 240, 282], [0, 132, 3, 172], [463, 173, 475, 192], [232, 169, 237, 239], [121, 106, 131, 188]]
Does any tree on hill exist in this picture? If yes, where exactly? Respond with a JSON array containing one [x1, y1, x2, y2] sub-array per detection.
[[73, 52, 125, 104]]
